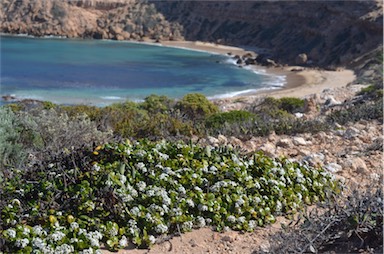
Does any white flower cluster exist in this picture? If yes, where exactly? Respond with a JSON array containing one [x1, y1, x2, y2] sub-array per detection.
[[119, 235, 128, 247], [15, 238, 29, 248], [181, 221, 193, 232], [86, 231, 103, 247], [195, 216, 206, 228], [155, 223, 168, 234], [50, 231, 65, 242]]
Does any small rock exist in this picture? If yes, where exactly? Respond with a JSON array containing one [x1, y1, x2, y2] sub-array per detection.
[[217, 135, 228, 145], [292, 137, 307, 146], [298, 149, 311, 157], [268, 131, 278, 142], [189, 239, 198, 247], [348, 157, 368, 174], [208, 136, 219, 146], [303, 153, 325, 166], [259, 242, 271, 253], [277, 138, 292, 148], [244, 140, 258, 151], [228, 136, 243, 148], [324, 96, 341, 106], [335, 129, 345, 136], [258, 143, 276, 157], [221, 235, 235, 243], [344, 127, 360, 139], [324, 163, 343, 173], [369, 173, 381, 181]]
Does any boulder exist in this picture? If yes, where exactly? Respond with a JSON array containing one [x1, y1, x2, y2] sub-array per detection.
[[242, 52, 254, 59], [292, 137, 308, 146], [244, 58, 256, 65], [207, 136, 219, 146], [228, 136, 243, 148], [303, 97, 318, 114], [324, 163, 343, 173], [236, 59, 243, 65], [277, 138, 292, 148], [265, 58, 277, 67], [345, 157, 368, 174], [258, 142, 276, 157], [244, 140, 258, 151], [324, 96, 341, 107], [268, 131, 278, 142], [217, 135, 228, 145], [303, 153, 325, 166], [295, 53, 308, 65], [344, 127, 360, 139]]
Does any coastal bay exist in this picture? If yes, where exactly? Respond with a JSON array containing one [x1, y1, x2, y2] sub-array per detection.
[[1, 35, 356, 107]]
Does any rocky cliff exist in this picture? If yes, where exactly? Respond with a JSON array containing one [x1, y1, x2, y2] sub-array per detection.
[[152, 0, 383, 67], [1, 0, 382, 67], [0, 0, 183, 41]]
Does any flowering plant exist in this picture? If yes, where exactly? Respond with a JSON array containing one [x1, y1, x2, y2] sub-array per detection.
[[1, 140, 341, 253]]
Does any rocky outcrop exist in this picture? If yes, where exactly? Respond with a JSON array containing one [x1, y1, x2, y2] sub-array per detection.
[[0, 0, 183, 40], [201, 118, 382, 186]]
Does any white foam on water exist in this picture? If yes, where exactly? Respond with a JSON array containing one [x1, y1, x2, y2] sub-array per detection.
[[100, 96, 124, 100]]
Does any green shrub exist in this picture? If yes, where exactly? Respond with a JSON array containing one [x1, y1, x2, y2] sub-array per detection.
[[139, 94, 174, 114], [17, 109, 112, 158], [279, 97, 305, 113], [102, 102, 149, 138], [60, 104, 102, 122], [0, 140, 341, 252], [42, 101, 56, 110], [252, 97, 304, 115], [205, 110, 255, 129], [175, 93, 219, 121], [327, 99, 383, 124], [357, 84, 383, 100], [0, 108, 26, 168]]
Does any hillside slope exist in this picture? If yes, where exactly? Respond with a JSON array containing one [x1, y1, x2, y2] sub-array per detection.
[[152, 0, 383, 67], [0, 0, 382, 67]]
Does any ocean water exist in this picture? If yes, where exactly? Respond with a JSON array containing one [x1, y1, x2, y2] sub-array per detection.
[[0, 35, 285, 106]]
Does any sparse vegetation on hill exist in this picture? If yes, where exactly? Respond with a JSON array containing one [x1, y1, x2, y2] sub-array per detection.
[[268, 185, 383, 253]]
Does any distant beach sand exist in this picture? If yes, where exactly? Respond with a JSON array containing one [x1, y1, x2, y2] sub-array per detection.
[[158, 40, 356, 101]]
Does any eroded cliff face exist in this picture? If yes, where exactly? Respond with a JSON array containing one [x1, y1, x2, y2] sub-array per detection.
[[1, 0, 382, 67], [152, 0, 383, 67], [0, 0, 183, 40]]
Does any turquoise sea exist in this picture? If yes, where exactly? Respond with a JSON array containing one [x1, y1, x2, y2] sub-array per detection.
[[0, 35, 285, 106]]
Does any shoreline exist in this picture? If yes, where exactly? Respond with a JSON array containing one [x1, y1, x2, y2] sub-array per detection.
[[156, 40, 356, 101], [1, 34, 356, 106]]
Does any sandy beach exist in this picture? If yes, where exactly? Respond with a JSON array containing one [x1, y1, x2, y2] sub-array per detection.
[[158, 40, 356, 101]]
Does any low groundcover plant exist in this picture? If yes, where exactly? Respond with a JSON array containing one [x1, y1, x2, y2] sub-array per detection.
[[1, 140, 341, 253]]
